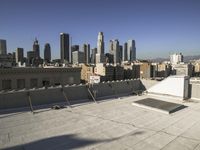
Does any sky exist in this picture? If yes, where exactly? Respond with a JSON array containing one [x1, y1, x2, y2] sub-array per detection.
[[0, 0, 200, 59]]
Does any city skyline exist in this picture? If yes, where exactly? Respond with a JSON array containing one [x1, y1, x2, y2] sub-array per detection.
[[0, 0, 200, 59]]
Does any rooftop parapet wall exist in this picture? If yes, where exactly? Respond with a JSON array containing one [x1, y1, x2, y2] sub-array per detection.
[[0, 80, 141, 110], [1, 79, 200, 111]]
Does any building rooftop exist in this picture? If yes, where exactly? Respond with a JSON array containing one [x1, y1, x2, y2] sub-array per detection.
[[1, 94, 200, 150]]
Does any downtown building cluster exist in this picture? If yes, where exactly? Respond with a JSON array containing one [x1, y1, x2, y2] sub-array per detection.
[[0, 32, 200, 91]]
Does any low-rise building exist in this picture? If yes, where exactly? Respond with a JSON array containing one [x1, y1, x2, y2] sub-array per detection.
[[123, 64, 140, 79], [194, 62, 200, 76], [172, 63, 193, 77], [94, 63, 114, 81], [81, 64, 94, 83], [0, 67, 81, 90], [139, 62, 152, 79], [152, 63, 171, 78], [114, 65, 124, 80]]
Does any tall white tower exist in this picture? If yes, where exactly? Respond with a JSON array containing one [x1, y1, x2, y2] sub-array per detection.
[[97, 32, 104, 54], [96, 32, 105, 64], [170, 53, 183, 64]]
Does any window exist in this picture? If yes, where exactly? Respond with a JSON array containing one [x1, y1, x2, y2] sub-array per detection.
[[17, 79, 25, 89], [30, 78, 38, 88], [2, 80, 11, 90], [54, 83, 61, 86], [42, 80, 50, 87]]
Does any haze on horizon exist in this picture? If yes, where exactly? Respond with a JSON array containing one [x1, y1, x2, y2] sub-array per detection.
[[0, 0, 200, 59]]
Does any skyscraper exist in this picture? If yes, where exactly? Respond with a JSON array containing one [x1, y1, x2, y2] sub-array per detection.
[[27, 51, 35, 66], [123, 42, 128, 61], [33, 38, 40, 59], [44, 43, 51, 63], [127, 40, 136, 61], [83, 44, 90, 64], [119, 45, 123, 63], [97, 32, 104, 54], [96, 32, 105, 63], [109, 39, 120, 65], [72, 51, 85, 64], [91, 48, 97, 64], [0, 39, 7, 55], [71, 45, 79, 63], [16, 48, 24, 63], [60, 33, 70, 63]]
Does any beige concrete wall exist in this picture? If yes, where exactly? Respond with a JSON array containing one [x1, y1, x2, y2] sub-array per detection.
[[191, 83, 200, 100]]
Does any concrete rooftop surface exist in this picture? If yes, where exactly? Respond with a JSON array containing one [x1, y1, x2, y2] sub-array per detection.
[[1, 95, 200, 150]]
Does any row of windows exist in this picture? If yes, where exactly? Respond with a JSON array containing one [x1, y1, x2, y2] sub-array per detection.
[[2, 79, 38, 90], [2, 77, 74, 90]]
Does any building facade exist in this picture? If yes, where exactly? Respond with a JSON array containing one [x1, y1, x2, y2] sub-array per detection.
[[114, 65, 124, 80], [60, 33, 70, 63], [170, 53, 183, 64], [83, 44, 90, 64], [72, 51, 85, 65], [91, 48, 97, 64], [127, 40, 136, 62], [94, 63, 114, 81], [96, 32, 105, 63], [81, 64, 94, 83], [109, 39, 120, 65], [172, 64, 193, 77], [44, 43, 51, 63], [33, 38, 40, 59], [0, 39, 7, 55], [123, 42, 128, 61], [0, 67, 81, 90], [27, 51, 35, 66], [71, 45, 79, 63], [16, 48, 24, 64]]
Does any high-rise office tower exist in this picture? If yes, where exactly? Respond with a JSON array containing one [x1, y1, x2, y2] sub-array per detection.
[[72, 51, 85, 64], [0, 39, 7, 55], [97, 32, 104, 54], [27, 51, 35, 66], [16, 48, 24, 63], [123, 42, 128, 61], [33, 38, 40, 59], [96, 32, 105, 64], [83, 44, 90, 64], [71, 45, 79, 63], [60, 33, 70, 63], [109, 39, 120, 64], [119, 45, 123, 63], [91, 48, 97, 64], [44, 43, 51, 63], [127, 40, 136, 61]]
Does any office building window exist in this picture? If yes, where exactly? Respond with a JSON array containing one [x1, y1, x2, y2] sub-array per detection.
[[2, 80, 11, 90], [30, 78, 38, 88], [17, 79, 25, 89]]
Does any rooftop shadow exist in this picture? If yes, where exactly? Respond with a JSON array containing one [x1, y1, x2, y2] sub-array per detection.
[[1, 130, 146, 150], [2, 134, 103, 150]]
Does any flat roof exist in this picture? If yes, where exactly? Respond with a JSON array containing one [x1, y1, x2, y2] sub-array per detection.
[[1, 95, 200, 149]]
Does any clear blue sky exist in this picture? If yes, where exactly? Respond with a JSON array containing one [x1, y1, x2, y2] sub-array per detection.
[[0, 0, 200, 59]]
